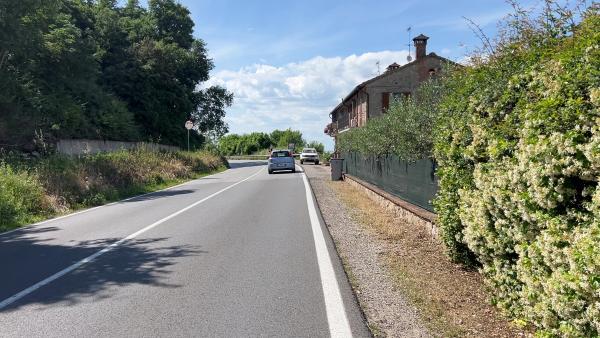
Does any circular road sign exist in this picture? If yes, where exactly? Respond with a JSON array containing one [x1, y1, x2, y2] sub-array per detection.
[[185, 120, 193, 130]]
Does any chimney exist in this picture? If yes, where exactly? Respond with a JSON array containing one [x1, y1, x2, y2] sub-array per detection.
[[413, 34, 429, 60], [386, 62, 400, 72]]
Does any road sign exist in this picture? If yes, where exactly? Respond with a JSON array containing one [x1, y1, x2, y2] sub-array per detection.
[[185, 120, 194, 151]]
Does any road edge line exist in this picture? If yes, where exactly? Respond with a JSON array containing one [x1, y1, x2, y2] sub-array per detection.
[[0, 168, 263, 310], [301, 172, 353, 338]]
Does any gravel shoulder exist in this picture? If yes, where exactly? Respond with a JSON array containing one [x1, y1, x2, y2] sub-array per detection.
[[303, 164, 430, 338], [303, 164, 526, 338]]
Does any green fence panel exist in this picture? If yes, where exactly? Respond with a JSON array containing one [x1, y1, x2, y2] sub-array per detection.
[[342, 152, 437, 212]]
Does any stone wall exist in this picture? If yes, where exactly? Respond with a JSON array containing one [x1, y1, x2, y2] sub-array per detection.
[[345, 174, 439, 239], [56, 139, 180, 155]]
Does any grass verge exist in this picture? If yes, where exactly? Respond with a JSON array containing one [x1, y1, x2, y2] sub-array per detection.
[[328, 180, 527, 338], [0, 149, 228, 232]]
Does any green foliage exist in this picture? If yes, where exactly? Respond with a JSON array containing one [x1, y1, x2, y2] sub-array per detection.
[[305, 141, 325, 154], [218, 132, 272, 156], [433, 4, 600, 336], [0, 0, 231, 150], [337, 79, 445, 161], [192, 86, 233, 140], [270, 128, 306, 152], [0, 163, 55, 229], [0, 149, 227, 232], [218, 129, 306, 155], [218, 134, 242, 156]]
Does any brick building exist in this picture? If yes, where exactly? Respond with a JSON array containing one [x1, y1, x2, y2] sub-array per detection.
[[324, 34, 453, 142]]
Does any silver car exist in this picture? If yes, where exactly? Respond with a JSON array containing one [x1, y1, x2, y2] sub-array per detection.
[[268, 150, 296, 174]]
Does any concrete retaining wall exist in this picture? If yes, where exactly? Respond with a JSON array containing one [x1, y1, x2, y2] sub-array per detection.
[[56, 139, 179, 156]]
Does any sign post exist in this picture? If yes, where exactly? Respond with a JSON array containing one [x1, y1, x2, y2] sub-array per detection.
[[185, 120, 193, 152]]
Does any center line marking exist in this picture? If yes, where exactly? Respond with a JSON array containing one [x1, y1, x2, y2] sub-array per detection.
[[301, 172, 353, 338], [0, 168, 263, 310]]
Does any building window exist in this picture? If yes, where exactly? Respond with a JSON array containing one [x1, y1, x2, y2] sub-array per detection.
[[382, 92, 390, 113], [392, 92, 411, 101]]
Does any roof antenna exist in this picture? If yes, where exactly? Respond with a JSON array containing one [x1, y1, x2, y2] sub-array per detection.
[[406, 26, 413, 62], [376, 60, 380, 75]]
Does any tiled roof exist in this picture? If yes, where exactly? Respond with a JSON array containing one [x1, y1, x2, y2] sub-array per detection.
[[328, 53, 456, 117]]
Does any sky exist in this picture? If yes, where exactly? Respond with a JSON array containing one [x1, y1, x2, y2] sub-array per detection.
[[176, 0, 540, 150]]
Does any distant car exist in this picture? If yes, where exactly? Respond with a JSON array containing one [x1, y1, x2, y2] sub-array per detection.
[[268, 150, 296, 174], [300, 148, 320, 165]]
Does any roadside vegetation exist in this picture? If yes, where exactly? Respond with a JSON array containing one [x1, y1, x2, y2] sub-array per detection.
[[218, 128, 325, 155], [0, 149, 228, 232], [337, 2, 600, 336], [0, 0, 231, 150]]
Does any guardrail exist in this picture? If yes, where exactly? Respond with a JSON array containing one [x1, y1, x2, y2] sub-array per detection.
[[226, 153, 301, 161], [225, 155, 269, 160]]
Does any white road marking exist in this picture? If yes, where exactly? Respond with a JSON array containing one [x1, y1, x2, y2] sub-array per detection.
[[0, 170, 226, 237], [0, 168, 263, 310], [301, 172, 353, 338]]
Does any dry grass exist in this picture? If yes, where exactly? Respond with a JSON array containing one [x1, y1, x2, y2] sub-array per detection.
[[328, 180, 528, 338], [0, 150, 228, 231]]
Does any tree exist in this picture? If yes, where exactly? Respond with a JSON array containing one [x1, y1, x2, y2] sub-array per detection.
[[270, 128, 305, 151], [192, 86, 233, 140], [217, 132, 272, 155], [218, 134, 241, 155], [305, 141, 324, 154], [0, 0, 232, 150]]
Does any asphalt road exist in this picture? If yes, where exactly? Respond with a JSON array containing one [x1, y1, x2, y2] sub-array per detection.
[[0, 161, 370, 337]]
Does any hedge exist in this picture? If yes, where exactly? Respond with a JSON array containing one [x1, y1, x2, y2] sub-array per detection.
[[433, 6, 600, 336], [338, 2, 600, 335]]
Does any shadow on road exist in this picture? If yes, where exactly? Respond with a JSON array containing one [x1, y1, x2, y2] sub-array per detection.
[[0, 226, 205, 312], [228, 161, 267, 169], [121, 189, 196, 203], [269, 171, 298, 174]]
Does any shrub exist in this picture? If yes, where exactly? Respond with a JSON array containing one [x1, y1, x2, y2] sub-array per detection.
[[0, 164, 54, 230], [218, 132, 273, 155], [338, 79, 446, 161], [434, 5, 600, 336], [305, 141, 325, 154], [0, 148, 228, 230], [174, 150, 228, 172], [38, 149, 227, 206]]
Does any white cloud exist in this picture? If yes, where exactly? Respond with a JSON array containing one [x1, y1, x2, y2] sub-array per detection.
[[205, 50, 410, 150]]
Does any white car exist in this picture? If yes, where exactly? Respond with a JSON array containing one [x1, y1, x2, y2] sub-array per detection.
[[300, 148, 320, 165]]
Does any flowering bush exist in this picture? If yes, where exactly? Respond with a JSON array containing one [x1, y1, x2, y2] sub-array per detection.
[[434, 5, 600, 336]]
